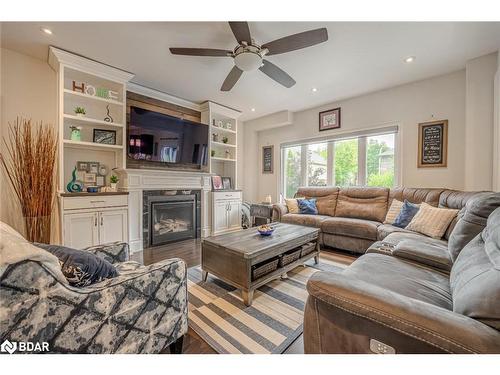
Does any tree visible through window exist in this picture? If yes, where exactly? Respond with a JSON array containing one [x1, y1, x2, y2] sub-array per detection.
[[366, 134, 395, 188], [307, 143, 327, 186], [334, 139, 358, 186], [284, 146, 302, 198]]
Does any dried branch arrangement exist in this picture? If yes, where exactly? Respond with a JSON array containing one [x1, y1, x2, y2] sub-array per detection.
[[0, 118, 57, 243]]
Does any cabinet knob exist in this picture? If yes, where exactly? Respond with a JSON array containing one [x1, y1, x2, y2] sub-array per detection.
[[94, 215, 98, 227], [100, 216, 104, 226]]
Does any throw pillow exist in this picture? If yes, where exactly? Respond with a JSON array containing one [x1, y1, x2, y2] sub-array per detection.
[[34, 243, 118, 287], [297, 198, 318, 215], [284, 198, 300, 214], [406, 202, 459, 239], [393, 200, 420, 228], [384, 199, 403, 224]]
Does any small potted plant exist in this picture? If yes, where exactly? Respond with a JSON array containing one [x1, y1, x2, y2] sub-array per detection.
[[222, 136, 229, 144], [110, 174, 119, 190], [74, 106, 86, 117], [69, 125, 81, 141], [211, 150, 216, 157]]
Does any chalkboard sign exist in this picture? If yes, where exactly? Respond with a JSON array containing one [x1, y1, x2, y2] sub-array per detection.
[[418, 120, 448, 168], [262, 145, 274, 174]]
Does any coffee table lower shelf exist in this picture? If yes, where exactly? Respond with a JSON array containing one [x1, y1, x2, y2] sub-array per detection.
[[201, 247, 319, 306]]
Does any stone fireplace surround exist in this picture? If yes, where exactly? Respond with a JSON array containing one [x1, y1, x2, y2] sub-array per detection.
[[117, 168, 212, 253]]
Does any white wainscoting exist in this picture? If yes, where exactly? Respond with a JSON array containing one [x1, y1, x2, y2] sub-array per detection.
[[118, 168, 212, 253]]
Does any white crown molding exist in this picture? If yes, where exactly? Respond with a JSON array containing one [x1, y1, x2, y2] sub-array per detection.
[[48, 46, 134, 83], [200, 101, 242, 119], [127, 82, 201, 112]]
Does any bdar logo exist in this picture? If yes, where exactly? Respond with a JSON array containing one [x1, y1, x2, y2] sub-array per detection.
[[1, 339, 17, 354]]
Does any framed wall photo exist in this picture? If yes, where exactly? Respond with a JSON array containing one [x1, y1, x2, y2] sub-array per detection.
[[262, 145, 274, 174], [93, 129, 116, 145], [319, 107, 341, 131], [418, 120, 448, 168]]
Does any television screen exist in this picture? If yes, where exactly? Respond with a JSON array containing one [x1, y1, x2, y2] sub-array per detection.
[[128, 106, 208, 166]]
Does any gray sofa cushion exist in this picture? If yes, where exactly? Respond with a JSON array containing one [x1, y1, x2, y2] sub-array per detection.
[[377, 223, 414, 240], [321, 217, 380, 240], [450, 207, 500, 330], [281, 213, 330, 228], [448, 192, 500, 261], [392, 239, 452, 272]]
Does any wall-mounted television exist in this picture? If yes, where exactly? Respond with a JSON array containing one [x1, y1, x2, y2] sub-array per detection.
[[128, 106, 208, 169]]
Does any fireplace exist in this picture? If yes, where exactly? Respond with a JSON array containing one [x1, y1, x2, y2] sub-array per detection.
[[143, 190, 201, 248]]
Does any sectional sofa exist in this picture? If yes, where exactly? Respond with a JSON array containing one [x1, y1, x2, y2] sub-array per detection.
[[272, 186, 488, 272]]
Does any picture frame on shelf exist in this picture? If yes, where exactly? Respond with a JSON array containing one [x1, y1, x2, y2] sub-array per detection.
[[93, 129, 116, 145], [319, 107, 341, 131], [211, 175, 223, 190], [76, 161, 89, 172], [88, 162, 100, 174], [83, 173, 97, 184], [222, 177, 232, 190]]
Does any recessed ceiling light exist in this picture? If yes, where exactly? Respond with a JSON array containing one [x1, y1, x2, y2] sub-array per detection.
[[311, 87, 318, 92], [405, 56, 415, 63], [251, 108, 256, 112], [40, 27, 53, 35]]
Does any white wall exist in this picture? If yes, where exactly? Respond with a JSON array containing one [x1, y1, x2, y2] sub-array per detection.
[[464, 52, 498, 191], [493, 50, 500, 191], [0, 48, 58, 237], [242, 70, 468, 203]]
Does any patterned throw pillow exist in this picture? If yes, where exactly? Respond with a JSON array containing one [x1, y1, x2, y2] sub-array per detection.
[[297, 198, 318, 215], [35, 243, 118, 287], [393, 200, 420, 228], [285, 198, 300, 214], [384, 199, 403, 224], [406, 202, 459, 239]]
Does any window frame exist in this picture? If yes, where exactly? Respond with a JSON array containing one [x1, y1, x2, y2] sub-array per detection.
[[280, 126, 400, 198]]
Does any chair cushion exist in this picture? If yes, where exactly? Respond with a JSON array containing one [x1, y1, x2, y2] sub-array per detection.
[[393, 200, 420, 228], [295, 187, 339, 216], [343, 253, 452, 309], [448, 192, 500, 261], [321, 217, 380, 240], [281, 213, 329, 228], [35, 243, 118, 287], [377, 224, 415, 240], [406, 202, 459, 239], [450, 207, 500, 330], [383, 199, 403, 224], [297, 198, 318, 215], [335, 187, 389, 222]]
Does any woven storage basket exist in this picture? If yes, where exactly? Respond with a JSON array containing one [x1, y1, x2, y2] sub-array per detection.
[[279, 248, 302, 267], [300, 242, 316, 257], [252, 257, 279, 280]]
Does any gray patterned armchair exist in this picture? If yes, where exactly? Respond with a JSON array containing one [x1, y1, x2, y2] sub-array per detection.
[[0, 241, 188, 354]]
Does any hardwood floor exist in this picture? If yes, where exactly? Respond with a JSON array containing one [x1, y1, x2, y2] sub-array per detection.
[[132, 239, 353, 354]]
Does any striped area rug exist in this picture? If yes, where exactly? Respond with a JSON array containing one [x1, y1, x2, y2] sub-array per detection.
[[187, 251, 353, 354]]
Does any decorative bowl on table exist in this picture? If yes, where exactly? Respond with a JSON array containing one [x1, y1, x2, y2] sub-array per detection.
[[257, 224, 274, 236]]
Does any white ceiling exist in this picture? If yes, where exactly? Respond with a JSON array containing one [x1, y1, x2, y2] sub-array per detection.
[[2, 22, 500, 121]]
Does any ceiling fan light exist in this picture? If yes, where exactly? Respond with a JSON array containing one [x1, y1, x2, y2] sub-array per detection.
[[234, 51, 263, 72]]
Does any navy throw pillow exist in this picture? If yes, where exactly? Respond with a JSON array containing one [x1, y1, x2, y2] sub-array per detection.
[[393, 200, 420, 228], [34, 243, 118, 287], [297, 198, 318, 215]]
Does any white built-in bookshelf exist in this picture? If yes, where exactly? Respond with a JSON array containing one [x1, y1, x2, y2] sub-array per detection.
[[200, 101, 241, 188], [48, 47, 134, 192]]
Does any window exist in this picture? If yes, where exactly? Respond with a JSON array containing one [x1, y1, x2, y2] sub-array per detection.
[[281, 128, 397, 197]]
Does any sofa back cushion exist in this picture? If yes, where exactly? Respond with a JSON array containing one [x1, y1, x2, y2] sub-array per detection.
[[439, 190, 489, 240], [335, 187, 389, 222], [389, 187, 444, 207], [295, 187, 339, 216], [405, 202, 459, 239], [450, 207, 500, 330], [448, 192, 500, 261]]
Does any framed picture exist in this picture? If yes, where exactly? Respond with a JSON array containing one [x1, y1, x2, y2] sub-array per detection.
[[418, 120, 448, 168], [96, 176, 105, 187], [77, 161, 89, 172], [319, 107, 341, 131], [83, 173, 97, 184], [211, 175, 223, 190], [262, 145, 274, 174], [222, 177, 232, 190], [93, 129, 116, 145], [88, 162, 99, 174]]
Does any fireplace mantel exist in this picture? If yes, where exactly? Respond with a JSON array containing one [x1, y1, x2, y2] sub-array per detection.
[[117, 168, 212, 253]]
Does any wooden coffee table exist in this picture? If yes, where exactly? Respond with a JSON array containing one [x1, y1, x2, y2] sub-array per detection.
[[201, 222, 320, 306]]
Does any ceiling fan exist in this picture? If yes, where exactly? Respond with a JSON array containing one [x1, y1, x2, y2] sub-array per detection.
[[169, 22, 328, 91]]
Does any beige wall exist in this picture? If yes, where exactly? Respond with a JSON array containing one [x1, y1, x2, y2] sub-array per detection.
[[464, 52, 498, 191], [242, 70, 468, 203], [0, 48, 58, 238]]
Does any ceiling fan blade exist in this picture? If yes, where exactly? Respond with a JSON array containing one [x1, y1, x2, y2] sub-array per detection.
[[221, 66, 243, 91], [263, 28, 328, 56], [229, 22, 252, 44], [259, 60, 296, 88], [169, 48, 232, 57]]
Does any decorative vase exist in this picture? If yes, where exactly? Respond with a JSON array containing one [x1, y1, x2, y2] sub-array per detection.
[[110, 182, 117, 190], [66, 167, 83, 193], [76, 113, 85, 117], [70, 126, 81, 141]]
